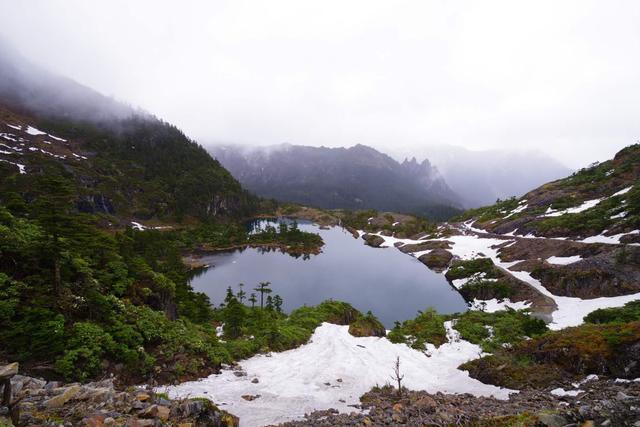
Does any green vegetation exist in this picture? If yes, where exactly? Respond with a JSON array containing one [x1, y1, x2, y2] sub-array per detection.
[[533, 191, 629, 236], [461, 321, 640, 388], [584, 300, 640, 324], [453, 197, 521, 223], [459, 279, 514, 301], [0, 115, 257, 223], [453, 310, 547, 352], [446, 258, 502, 281], [339, 209, 436, 238], [388, 308, 448, 348]]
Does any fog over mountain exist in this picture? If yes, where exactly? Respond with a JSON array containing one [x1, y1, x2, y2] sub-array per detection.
[[212, 144, 462, 220], [387, 145, 572, 208], [2, 1, 639, 169]]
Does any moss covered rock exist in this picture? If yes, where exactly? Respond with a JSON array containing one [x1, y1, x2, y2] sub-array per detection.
[[348, 313, 386, 337]]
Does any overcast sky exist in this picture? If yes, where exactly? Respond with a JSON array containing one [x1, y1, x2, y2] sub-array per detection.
[[1, 0, 639, 168]]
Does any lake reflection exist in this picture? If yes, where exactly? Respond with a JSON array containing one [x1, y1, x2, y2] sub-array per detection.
[[190, 220, 468, 327]]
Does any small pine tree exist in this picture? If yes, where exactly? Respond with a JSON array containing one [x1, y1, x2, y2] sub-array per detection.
[[224, 286, 235, 306], [224, 297, 244, 339], [237, 283, 246, 304], [273, 294, 283, 313], [248, 293, 257, 308], [265, 295, 274, 311]]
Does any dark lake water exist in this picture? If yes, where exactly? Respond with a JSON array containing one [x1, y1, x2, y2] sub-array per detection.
[[190, 219, 467, 327]]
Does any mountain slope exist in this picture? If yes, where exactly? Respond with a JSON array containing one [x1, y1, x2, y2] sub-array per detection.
[[211, 144, 462, 220], [458, 143, 640, 241], [0, 45, 256, 224]]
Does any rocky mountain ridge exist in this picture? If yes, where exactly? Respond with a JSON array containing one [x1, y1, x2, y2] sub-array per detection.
[[210, 144, 462, 221]]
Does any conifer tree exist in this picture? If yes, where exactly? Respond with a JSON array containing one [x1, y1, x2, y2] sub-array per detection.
[[254, 281, 272, 309], [273, 294, 283, 313], [248, 293, 257, 308], [236, 283, 246, 304]]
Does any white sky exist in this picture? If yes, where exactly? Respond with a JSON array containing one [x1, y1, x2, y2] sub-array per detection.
[[1, 0, 639, 168]]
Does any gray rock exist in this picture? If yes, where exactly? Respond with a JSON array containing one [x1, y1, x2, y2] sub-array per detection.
[[536, 413, 567, 427], [0, 363, 18, 380]]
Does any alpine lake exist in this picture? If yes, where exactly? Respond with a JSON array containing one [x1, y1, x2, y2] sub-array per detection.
[[189, 219, 468, 327]]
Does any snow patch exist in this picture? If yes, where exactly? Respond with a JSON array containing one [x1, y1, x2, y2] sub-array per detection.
[[6, 124, 21, 130], [25, 126, 46, 136], [0, 159, 26, 174], [159, 323, 514, 426], [546, 255, 582, 265], [550, 388, 583, 397], [544, 198, 603, 217], [611, 186, 633, 197], [579, 230, 639, 244]]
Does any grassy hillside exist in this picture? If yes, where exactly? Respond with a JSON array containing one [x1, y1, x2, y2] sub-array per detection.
[[455, 143, 640, 240]]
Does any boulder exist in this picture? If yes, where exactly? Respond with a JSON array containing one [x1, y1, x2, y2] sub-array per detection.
[[44, 385, 81, 408], [418, 249, 453, 271], [362, 234, 385, 247], [0, 363, 18, 380]]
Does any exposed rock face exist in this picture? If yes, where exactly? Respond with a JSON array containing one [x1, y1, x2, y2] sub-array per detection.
[[0, 364, 238, 427]]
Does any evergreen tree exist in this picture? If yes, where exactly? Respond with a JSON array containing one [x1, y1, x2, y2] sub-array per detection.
[[273, 294, 283, 313], [223, 297, 244, 339], [224, 286, 235, 306], [254, 281, 272, 309], [265, 295, 274, 311], [236, 283, 246, 304], [30, 175, 76, 297], [248, 293, 257, 308]]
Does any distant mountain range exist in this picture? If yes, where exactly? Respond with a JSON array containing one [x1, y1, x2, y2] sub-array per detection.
[[211, 144, 463, 220], [399, 145, 572, 208]]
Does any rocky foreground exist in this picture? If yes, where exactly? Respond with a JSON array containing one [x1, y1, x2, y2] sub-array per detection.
[[278, 379, 640, 427], [0, 363, 238, 427]]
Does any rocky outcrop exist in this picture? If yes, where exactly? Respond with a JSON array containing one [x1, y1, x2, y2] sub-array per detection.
[[417, 249, 452, 271], [0, 363, 238, 427], [278, 380, 640, 426], [362, 234, 385, 248], [348, 315, 386, 338]]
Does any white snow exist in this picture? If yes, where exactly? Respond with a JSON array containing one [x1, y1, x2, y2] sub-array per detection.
[[392, 221, 400, 227], [544, 198, 603, 217], [47, 133, 67, 142], [546, 256, 582, 265], [435, 233, 640, 330], [469, 298, 531, 312], [72, 153, 88, 160], [451, 272, 497, 290], [6, 124, 21, 130], [131, 222, 147, 231], [411, 249, 431, 258], [611, 211, 628, 219], [160, 323, 514, 426], [25, 125, 46, 136], [614, 378, 640, 383], [611, 186, 633, 197], [0, 159, 26, 174], [550, 387, 583, 397], [503, 203, 528, 219], [579, 230, 639, 244], [0, 133, 18, 142]]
